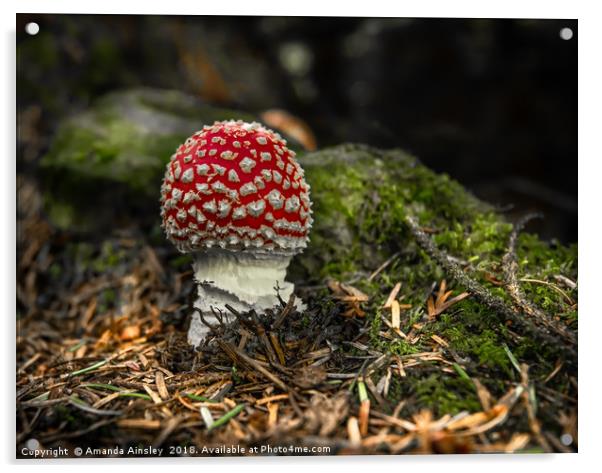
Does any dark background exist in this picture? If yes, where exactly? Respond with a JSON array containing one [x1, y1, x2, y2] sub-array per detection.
[[17, 14, 578, 242]]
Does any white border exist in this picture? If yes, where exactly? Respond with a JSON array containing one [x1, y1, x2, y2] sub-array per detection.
[[3, 1, 600, 472], [4, 0, 586, 18]]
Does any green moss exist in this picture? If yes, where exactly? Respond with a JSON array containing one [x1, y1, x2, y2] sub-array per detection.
[[42, 116, 178, 194], [295, 144, 493, 283], [388, 374, 481, 416], [513, 234, 578, 324], [433, 213, 512, 269], [389, 339, 422, 356], [367, 310, 421, 356], [439, 319, 512, 376], [91, 241, 125, 272], [414, 374, 482, 415]]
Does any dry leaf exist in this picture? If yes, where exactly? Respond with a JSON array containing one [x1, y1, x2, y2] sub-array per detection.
[[427, 280, 470, 320]]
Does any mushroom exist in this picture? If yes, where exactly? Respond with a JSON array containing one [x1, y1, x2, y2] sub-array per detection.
[[159, 120, 313, 346]]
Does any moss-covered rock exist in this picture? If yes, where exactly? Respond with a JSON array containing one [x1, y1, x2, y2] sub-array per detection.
[[293, 144, 491, 280], [293, 143, 577, 386], [40, 88, 256, 230]]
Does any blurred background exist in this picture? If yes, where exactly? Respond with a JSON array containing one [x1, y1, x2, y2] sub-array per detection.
[[17, 14, 577, 242]]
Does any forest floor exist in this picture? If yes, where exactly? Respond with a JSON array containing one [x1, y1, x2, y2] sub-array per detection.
[[16, 175, 578, 457]]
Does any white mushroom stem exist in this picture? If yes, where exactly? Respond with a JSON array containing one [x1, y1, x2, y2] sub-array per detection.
[[187, 249, 296, 347]]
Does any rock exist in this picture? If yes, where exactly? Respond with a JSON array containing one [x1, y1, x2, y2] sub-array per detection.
[[40, 88, 255, 230], [293, 144, 577, 372], [292, 143, 491, 282]]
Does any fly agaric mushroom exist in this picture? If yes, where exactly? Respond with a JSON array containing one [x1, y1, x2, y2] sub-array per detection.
[[160, 120, 312, 346]]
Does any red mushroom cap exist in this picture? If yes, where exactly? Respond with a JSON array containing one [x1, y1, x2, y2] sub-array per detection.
[[160, 120, 312, 254]]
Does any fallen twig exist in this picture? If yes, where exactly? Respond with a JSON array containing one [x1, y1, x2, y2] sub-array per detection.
[[404, 216, 576, 360], [502, 214, 576, 345]]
